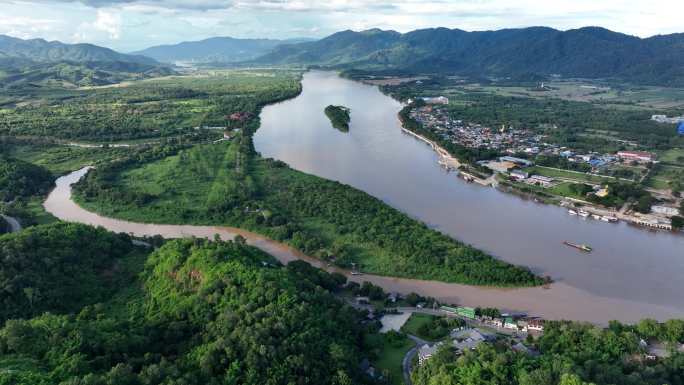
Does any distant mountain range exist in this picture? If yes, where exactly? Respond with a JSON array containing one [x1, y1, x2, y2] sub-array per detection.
[[0, 35, 156, 65], [131, 37, 315, 63], [0, 35, 174, 89], [253, 27, 684, 86], [0, 59, 175, 89]]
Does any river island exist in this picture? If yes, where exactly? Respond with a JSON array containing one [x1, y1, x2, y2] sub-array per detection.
[[324, 105, 351, 132]]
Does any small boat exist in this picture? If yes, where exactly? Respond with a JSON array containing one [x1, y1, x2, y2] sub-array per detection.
[[568, 209, 578, 215], [578, 210, 590, 218], [592, 214, 602, 220], [563, 241, 592, 253], [602, 216, 618, 223]]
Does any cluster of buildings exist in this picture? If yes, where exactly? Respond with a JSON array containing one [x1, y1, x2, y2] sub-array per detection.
[[651, 115, 684, 135], [417, 322, 541, 365], [409, 105, 549, 153], [439, 306, 545, 333], [409, 104, 660, 173], [651, 114, 684, 124]]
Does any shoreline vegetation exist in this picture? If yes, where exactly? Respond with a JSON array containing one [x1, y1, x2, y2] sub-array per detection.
[[324, 104, 351, 132], [69, 71, 543, 288]]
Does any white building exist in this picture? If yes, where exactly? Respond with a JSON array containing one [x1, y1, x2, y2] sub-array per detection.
[[652, 115, 684, 124], [418, 344, 440, 365], [422, 96, 449, 105], [652, 206, 680, 216], [528, 175, 555, 187]]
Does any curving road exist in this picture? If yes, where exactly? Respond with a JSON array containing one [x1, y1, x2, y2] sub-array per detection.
[[0, 214, 22, 233], [43, 168, 684, 324]]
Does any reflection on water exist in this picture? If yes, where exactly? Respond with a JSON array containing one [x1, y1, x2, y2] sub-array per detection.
[[254, 71, 684, 312]]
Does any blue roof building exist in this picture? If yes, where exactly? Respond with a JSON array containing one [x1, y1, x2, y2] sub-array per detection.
[[678, 122, 684, 135]]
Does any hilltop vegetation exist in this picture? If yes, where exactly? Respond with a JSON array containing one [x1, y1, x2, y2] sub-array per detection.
[[0, 223, 138, 322], [0, 226, 371, 385], [255, 27, 684, 86], [0, 155, 53, 202]]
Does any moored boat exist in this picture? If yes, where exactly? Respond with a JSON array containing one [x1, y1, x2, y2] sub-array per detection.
[[563, 241, 592, 252]]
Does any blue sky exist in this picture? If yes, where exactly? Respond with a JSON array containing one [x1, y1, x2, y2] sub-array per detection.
[[3, 0, 683, 52]]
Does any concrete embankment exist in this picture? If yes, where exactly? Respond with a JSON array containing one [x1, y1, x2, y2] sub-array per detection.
[[400, 127, 461, 169]]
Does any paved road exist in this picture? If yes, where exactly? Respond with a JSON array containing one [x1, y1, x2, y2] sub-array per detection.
[[0, 214, 22, 233], [402, 334, 428, 385]]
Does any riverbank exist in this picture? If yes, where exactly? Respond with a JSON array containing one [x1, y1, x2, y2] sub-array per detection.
[[397, 106, 682, 234], [44, 168, 683, 324]]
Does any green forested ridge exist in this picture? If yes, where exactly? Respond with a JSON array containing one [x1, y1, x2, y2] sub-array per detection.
[[0, 34, 156, 65], [0, 59, 176, 89], [131, 36, 314, 64], [0, 155, 53, 201], [255, 27, 684, 86], [74, 139, 541, 286], [0, 234, 370, 385], [412, 321, 684, 385], [0, 222, 137, 322]]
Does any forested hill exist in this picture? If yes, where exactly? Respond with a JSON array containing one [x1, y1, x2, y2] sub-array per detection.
[[132, 36, 314, 63], [0, 226, 369, 385], [0, 155, 53, 202], [0, 35, 156, 65], [254, 27, 684, 86]]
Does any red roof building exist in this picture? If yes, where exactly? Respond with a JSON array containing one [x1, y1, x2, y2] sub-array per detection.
[[617, 151, 655, 163]]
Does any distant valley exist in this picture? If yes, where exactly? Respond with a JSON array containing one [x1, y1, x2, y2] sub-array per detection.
[[132, 36, 314, 64]]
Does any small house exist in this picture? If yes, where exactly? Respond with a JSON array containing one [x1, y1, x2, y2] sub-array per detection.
[[418, 344, 440, 365]]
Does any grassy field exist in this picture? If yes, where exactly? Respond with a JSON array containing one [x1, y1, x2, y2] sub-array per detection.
[[6, 145, 128, 175], [401, 313, 439, 341], [644, 164, 684, 190], [527, 166, 614, 184], [366, 333, 414, 385], [659, 148, 684, 166], [464, 82, 684, 109]]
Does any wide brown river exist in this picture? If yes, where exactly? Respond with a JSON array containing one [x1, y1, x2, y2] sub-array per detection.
[[44, 71, 684, 324]]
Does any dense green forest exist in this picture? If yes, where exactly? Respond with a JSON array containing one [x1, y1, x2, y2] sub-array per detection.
[[0, 70, 301, 141], [0, 223, 139, 322], [0, 226, 373, 385], [412, 321, 684, 385], [0, 155, 53, 202], [324, 105, 351, 132], [74, 139, 541, 286]]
